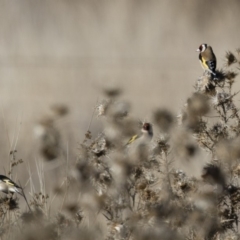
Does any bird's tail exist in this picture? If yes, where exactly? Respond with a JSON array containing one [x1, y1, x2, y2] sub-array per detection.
[[210, 71, 217, 80]]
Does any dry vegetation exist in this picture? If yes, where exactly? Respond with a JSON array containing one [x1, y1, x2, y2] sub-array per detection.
[[0, 49, 240, 240]]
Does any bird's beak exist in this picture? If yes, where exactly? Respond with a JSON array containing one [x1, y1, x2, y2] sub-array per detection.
[[196, 49, 200, 52]]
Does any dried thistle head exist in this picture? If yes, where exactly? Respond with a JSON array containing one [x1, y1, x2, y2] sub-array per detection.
[[74, 160, 95, 184], [64, 203, 80, 218], [0, 197, 19, 211], [196, 75, 216, 96], [211, 91, 234, 111], [103, 87, 122, 98], [34, 116, 61, 160], [201, 164, 226, 188], [179, 93, 210, 132], [89, 133, 108, 158], [224, 70, 238, 83], [108, 222, 129, 239], [172, 170, 197, 195], [153, 109, 174, 132], [56, 212, 73, 228], [96, 100, 109, 117], [225, 51, 237, 67], [187, 93, 210, 117], [97, 99, 129, 119], [232, 163, 240, 177], [50, 104, 69, 117], [209, 122, 227, 141], [224, 70, 238, 89], [152, 135, 170, 155], [41, 143, 60, 161], [215, 69, 226, 84]]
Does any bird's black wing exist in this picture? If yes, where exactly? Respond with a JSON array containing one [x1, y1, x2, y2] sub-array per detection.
[[0, 175, 21, 188]]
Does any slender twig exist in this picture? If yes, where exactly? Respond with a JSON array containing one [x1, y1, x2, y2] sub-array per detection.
[[18, 182, 32, 212]]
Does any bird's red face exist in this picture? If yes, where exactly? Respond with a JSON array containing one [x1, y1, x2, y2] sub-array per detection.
[[142, 123, 151, 132], [197, 43, 207, 52]]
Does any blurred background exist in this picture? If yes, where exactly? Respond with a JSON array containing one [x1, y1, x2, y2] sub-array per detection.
[[0, 0, 239, 194]]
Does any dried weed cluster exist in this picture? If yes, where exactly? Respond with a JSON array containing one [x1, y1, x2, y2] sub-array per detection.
[[1, 50, 240, 240]]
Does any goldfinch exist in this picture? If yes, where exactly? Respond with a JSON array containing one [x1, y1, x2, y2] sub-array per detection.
[[126, 122, 153, 146], [125, 122, 153, 163], [0, 175, 23, 195], [197, 43, 217, 79], [0, 175, 31, 211]]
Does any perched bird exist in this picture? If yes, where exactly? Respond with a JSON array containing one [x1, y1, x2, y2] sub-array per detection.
[[197, 43, 217, 79], [0, 175, 23, 195], [0, 175, 31, 211], [125, 122, 153, 163], [126, 122, 153, 146]]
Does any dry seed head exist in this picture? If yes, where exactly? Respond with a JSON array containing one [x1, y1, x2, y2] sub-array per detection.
[[96, 101, 108, 117], [56, 213, 72, 228], [50, 104, 69, 117], [153, 109, 174, 132], [225, 51, 237, 67], [74, 161, 94, 183], [187, 93, 210, 116], [196, 75, 216, 96], [34, 117, 54, 138], [152, 135, 170, 155], [211, 91, 228, 106], [215, 92, 234, 110], [177, 111, 187, 126], [136, 181, 148, 191], [91, 135, 107, 157], [172, 170, 196, 194], [216, 69, 227, 80], [103, 87, 122, 98], [34, 116, 61, 160], [233, 164, 240, 177], [41, 145, 60, 161], [106, 100, 129, 119], [0, 197, 19, 211], [64, 203, 79, 215], [225, 71, 238, 82], [111, 223, 129, 238], [217, 92, 230, 104], [209, 122, 227, 140], [201, 164, 226, 188], [75, 210, 84, 223]]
